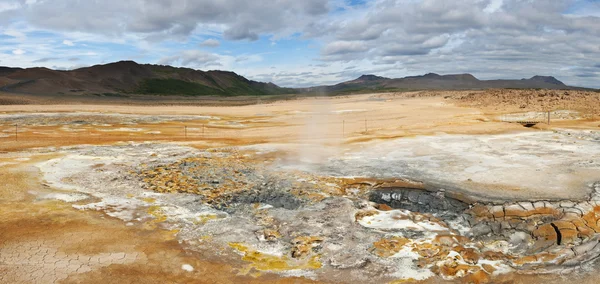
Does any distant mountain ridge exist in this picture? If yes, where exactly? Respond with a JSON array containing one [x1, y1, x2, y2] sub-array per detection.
[[301, 72, 577, 94], [0, 61, 585, 99], [0, 61, 296, 97]]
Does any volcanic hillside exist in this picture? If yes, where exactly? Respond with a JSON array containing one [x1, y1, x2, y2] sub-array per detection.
[[0, 61, 296, 97], [0, 61, 589, 99], [302, 73, 580, 94]]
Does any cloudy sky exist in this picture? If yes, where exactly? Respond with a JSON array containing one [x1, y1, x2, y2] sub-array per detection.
[[1, 0, 599, 88]]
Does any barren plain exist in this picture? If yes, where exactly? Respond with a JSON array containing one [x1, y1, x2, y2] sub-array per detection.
[[1, 89, 600, 283]]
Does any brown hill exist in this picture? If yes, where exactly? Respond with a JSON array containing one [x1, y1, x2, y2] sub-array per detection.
[[0, 61, 592, 102], [0, 61, 296, 98], [302, 73, 582, 95]]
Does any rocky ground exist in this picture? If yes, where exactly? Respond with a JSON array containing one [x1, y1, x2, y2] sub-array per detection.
[[20, 132, 600, 283], [0, 112, 216, 126], [448, 89, 600, 117], [2, 92, 600, 283]]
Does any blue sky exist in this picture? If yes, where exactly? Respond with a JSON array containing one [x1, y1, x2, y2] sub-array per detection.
[[1, 0, 599, 88]]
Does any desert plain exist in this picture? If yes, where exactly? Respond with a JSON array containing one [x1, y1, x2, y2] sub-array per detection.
[[1, 89, 600, 283]]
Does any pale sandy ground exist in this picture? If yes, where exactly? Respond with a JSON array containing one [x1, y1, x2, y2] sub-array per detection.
[[0, 94, 524, 149], [1, 93, 600, 283]]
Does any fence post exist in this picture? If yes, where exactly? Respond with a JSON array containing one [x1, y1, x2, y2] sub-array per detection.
[[202, 124, 205, 137], [364, 118, 367, 133], [15, 124, 18, 142], [184, 126, 187, 139]]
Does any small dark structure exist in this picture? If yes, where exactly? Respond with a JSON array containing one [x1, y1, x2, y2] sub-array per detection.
[[517, 121, 540, 127]]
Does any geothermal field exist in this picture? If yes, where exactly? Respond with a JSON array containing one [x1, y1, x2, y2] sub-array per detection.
[[2, 90, 600, 283]]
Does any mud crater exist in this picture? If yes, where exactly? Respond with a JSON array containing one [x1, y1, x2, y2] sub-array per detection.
[[369, 188, 469, 215], [32, 143, 600, 282]]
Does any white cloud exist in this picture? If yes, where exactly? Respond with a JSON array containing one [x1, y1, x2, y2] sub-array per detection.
[[158, 50, 222, 68], [63, 39, 74, 46], [322, 41, 369, 55], [234, 54, 263, 64], [12, 49, 25, 55], [199, 39, 220, 47], [0, 2, 20, 13], [484, 0, 504, 13], [3, 29, 26, 41], [22, 0, 330, 41], [1, 0, 600, 88]]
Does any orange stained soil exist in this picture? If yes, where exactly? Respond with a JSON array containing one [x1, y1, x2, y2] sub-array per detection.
[[1, 92, 600, 284], [0, 157, 316, 284]]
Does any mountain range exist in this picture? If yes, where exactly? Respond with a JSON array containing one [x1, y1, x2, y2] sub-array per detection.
[[0, 61, 295, 98], [0, 61, 587, 100], [302, 73, 575, 94]]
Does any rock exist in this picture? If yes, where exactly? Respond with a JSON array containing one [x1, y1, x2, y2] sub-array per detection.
[[533, 201, 546, 209], [563, 207, 583, 217], [515, 254, 538, 265], [376, 203, 393, 211], [355, 210, 378, 221], [572, 238, 600, 256], [261, 229, 281, 242], [509, 231, 532, 252], [433, 234, 469, 247], [470, 205, 491, 219], [370, 236, 410, 257], [518, 202, 535, 211], [504, 204, 528, 218], [181, 264, 194, 272], [291, 236, 324, 258], [571, 219, 594, 239], [470, 222, 492, 237], [417, 194, 433, 205], [560, 201, 576, 208], [407, 191, 420, 203], [438, 260, 478, 279], [463, 269, 491, 284], [490, 205, 504, 219], [481, 263, 496, 274], [489, 222, 502, 234], [532, 224, 558, 252], [328, 254, 370, 269], [552, 221, 579, 244], [460, 248, 480, 265]]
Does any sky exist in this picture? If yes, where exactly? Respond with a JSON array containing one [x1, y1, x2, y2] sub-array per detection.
[[0, 0, 599, 88]]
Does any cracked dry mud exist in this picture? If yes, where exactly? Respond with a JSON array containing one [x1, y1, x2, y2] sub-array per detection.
[[0, 152, 315, 284]]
